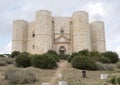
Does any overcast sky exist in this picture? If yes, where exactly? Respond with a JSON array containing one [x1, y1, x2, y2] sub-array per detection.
[[0, 0, 120, 56]]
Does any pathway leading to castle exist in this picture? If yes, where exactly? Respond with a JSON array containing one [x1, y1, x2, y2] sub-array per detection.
[[49, 60, 68, 85]]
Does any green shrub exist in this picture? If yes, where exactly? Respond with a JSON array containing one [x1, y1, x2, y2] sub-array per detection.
[[5, 54, 11, 57], [11, 51, 21, 58], [5, 69, 36, 84], [59, 54, 70, 60], [108, 76, 120, 84], [6, 58, 14, 64], [89, 51, 101, 57], [47, 50, 58, 56], [0, 57, 13, 66], [78, 49, 89, 56], [99, 56, 111, 64], [31, 54, 42, 67], [0, 61, 7, 66], [105, 64, 114, 71], [117, 77, 120, 84], [0, 57, 14, 65], [90, 56, 101, 62], [95, 62, 114, 71], [22, 51, 30, 56], [1, 54, 11, 58], [109, 76, 117, 84], [116, 62, 120, 69], [68, 52, 80, 62], [101, 51, 119, 63], [15, 52, 31, 67], [71, 56, 97, 70], [47, 50, 60, 62], [0, 54, 4, 57], [31, 54, 57, 69]]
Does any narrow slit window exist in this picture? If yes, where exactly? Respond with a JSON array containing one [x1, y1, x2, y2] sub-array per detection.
[[60, 28, 64, 34], [33, 45, 35, 49], [32, 31, 35, 38]]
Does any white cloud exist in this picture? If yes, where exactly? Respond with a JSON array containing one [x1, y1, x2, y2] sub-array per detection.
[[0, 42, 12, 54], [84, 2, 105, 21], [116, 47, 120, 57], [0, 0, 120, 54]]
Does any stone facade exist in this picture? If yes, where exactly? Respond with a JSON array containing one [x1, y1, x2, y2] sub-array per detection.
[[12, 10, 106, 55]]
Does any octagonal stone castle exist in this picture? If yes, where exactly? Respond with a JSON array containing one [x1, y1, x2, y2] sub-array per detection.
[[12, 10, 106, 55]]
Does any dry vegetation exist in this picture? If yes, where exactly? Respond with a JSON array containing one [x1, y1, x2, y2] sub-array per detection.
[[0, 60, 120, 85]]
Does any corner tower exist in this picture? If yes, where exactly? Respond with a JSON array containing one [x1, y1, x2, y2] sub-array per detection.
[[72, 11, 91, 52], [90, 21, 106, 52], [12, 20, 28, 52], [34, 10, 53, 54]]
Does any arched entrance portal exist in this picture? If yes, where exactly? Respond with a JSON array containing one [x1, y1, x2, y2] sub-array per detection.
[[59, 46, 66, 56]]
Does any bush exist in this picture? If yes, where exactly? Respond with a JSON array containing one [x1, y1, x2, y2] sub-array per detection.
[[47, 50, 58, 56], [1, 54, 11, 58], [71, 56, 97, 70], [95, 62, 114, 71], [101, 51, 119, 63], [116, 62, 120, 69], [68, 52, 80, 62], [0, 57, 14, 65], [5, 69, 36, 84], [15, 52, 31, 67], [90, 56, 101, 62], [0, 57, 14, 66], [31, 55, 41, 68], [0, 54, 4, 57], [108, 76, 120, 84], [47, 50, 60, 62], [78, 49, 89, 56], [11, 51, 21, 58], [99, 56, 111, 64], [0, 61, 7, 66], [109, 76, 117, 84], [22, 51, 30, 56], [59, 54, 70, 60], [31, 54, 57, 69], [6, 58, 14, 64], [89, 51, 101, 57], [117, 77, 120, 84]]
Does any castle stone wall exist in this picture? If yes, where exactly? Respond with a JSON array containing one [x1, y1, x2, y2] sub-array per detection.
[[12, 10, 106, 54], [53, 17, 72, 54], [27, 21, 36, 53]]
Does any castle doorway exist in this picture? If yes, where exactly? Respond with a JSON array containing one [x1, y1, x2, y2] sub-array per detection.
[[59, 46, 66, 56]]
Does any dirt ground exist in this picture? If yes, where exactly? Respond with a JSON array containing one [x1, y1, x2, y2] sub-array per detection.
[[0, 60, 119, 85]]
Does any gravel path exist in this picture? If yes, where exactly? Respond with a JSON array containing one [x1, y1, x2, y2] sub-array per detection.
[[50, 60, 68, 85]]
